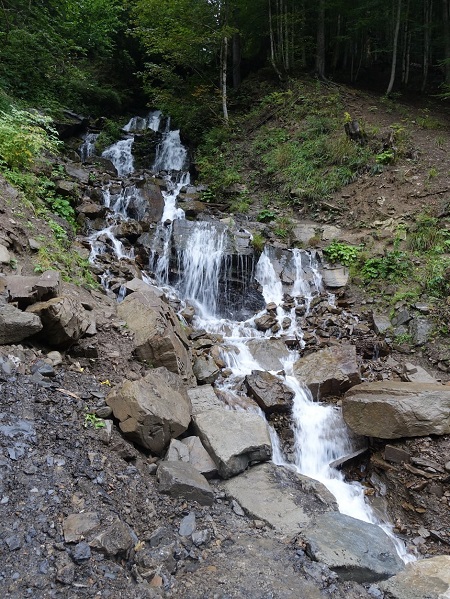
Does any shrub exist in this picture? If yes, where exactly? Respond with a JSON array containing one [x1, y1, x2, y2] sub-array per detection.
[[323, 241, 361, 266]]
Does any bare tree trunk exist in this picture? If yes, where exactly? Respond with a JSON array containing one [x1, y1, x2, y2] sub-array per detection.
[[332, 14, 341, 71], [386, 0, 402, 95], [315, 0, 326, 78], [269, 0, 283, 79], [422, 0, 433, 91], [443, 0, 450, 84], [401, 0, 410, 84], [221, 37, 229, 124]]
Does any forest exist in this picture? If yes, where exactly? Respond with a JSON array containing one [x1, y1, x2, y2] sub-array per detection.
[[0, 0, 449, 134]]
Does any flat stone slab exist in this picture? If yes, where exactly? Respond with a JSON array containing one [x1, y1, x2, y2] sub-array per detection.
[[194, 408, 272, 479], [223, 462, 337, 534], [187, 385, 223, 415], [343, 381, 450, 438], [157, 461, 214, 506], [302, 512, 404, 583], [379, 555, 450, 598]]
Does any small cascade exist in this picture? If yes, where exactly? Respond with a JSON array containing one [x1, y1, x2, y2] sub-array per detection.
[[123, 110, 162, 133], [79, 132, 99, 162], [153, 121, 187, 173], [102, 138, 134, 177]]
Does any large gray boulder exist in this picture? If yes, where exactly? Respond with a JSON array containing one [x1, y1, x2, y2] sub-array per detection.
[[342, 381, 450, 439], [0, 304, 43, 344], [117, 288, 195, 385], [379, 555, 450, 598], [194, 408, 272, 479], [223, 462, 337, 534], [187, 385, 223, 415], [157, 461, 214, 506], [301, 512, 404, 583], [244, 370, 294, 413], [106, 367, 191, 454], [293, 344, 361, 399], [165, 436, 218, 479], [245, 338, 290, 371], [26, 295, 90, 348]]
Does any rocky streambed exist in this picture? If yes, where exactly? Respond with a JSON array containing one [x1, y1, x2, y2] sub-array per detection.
[[1, 114, 450, 598]]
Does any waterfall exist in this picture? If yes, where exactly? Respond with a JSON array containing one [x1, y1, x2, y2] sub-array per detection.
[[153, 120, 187, 172], [123, 110, 162, 133], [79, 132, 99, 162], [102, 138, 134, 177]]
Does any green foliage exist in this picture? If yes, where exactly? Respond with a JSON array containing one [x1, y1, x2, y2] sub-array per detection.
[[361, 250, 412, 282], [375, 149, 395, 165], [323, 241, 361, 266], [257, 209, 276, 222], [84, 410, 106, 429], [0, 107, 60, 169], [196, 127, 243, 197], [96, 119, 124, 153], [423, 257, 450, 298], [251, 232, 265, 253]]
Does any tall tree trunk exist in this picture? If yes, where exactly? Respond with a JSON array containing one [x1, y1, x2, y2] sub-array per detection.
[[315, 0, 325, 78], [443, 0, 450, 84], [221, 37, 229, 124], [386, 0, 402, 95], [232, 32, 241, 88], [332, 14, 341, 72], [422, 0, 432, 91], [269, 0, 283, 79]]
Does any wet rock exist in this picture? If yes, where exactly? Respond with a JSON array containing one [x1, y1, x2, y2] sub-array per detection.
[[194, 408, 272, 479], [293, 344, 361, 399], [343, 381, 450, 438], [117, 288, 195, 385], [246, 338, 290, 371], [27, 296, 91, 347], [223, 462, 337, 534], [63, 512, 100, 543], [254, 313, 278, 332], [90, 520, 137, 557], [302, 512, 404, 583], [187, 385, 223, 415], [379, 555, 450, 598], [106, 367, 191, 454], [157, 461, 214, 506], [193, 355, 220, 384], [245, 370, 294, 413], [0, 304, 43, 344]]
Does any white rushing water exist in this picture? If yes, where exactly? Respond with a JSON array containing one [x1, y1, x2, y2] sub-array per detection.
[[79, 132, 99, 162], [102, 138, 134, 177], [89, 112, 413, 563]]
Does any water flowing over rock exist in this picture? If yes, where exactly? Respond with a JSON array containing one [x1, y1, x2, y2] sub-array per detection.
[[342, 381, 450, 438], [293, 344, 361, 399], [193, 408, 272, 479], [117, 287, 195, 385], [301, 512, 404, 582], [223, 462, 338, 534], [106, 367, 191, 454]]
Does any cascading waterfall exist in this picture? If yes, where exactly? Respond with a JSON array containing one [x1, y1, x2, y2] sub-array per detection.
[[102, 138, 134, 177], [88, 111, 413, 563], [79, 132, 99, 162]]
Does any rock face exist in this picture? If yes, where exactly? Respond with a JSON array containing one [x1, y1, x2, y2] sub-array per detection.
[[302, 512, 404, 583], [187, 385, 224, 415], [26, 296, 90, 347], [106, 367, 191, 454], [0, 304, 43, 344], [194, 408, 272, 479], [157, 461, 214, 506], [117, 287, 195, 385], [342, 381, 450, 439], [245, 370, 294, 413], [223, 462, 337, 534], [293, 344, 361, 399], [379, 555, 450, 599]]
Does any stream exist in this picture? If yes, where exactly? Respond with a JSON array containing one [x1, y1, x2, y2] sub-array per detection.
[[87, 112, 414, 564]]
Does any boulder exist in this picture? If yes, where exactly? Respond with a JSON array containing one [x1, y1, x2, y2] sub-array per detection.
[[0, 244, 10, 264], [244, 370, 294, 413], [0, 304, 43, 344], [117, 288, 195, 385], [372, 312, 392, 335], [157, 461, 214, 506], [379, 555, 450, 599], [26, 296, 90, 348], [165, 437, 217, 479], [301, 512, 404, 583], [409, 317, 433, 346], [254, 313, 277, 332], [187, 385, 223, 415], [5, 270, 61, 307], [90, 520, 137, 557], [193, 408, 272, 479], [322, 265, 349, 288], [401, 362, 437, 383], [193, 355, 220, 384], [293, 344, 361, 399], [223, 463, 337, 534], [106, 367, 191, 454], [342, 381, 450, 438], [246, 339, 290, 371]]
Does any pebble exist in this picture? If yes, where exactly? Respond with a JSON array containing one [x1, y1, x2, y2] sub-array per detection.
[[179, 512, 196, 536], [72, 541, 91, 563], [192, 529, 210, 546], [30, 360, 55, 377], [231, 500, 245, 517]]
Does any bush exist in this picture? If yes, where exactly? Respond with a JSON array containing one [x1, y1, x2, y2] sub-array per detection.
[[323, 241, 361, 266]]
